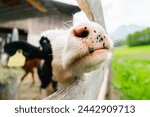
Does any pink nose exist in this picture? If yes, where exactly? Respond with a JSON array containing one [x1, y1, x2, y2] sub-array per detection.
[[72, 25, 109, 53]]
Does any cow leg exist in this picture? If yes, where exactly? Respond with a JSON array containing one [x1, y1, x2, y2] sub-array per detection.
[[31, 70, 35, 85], [21, 72, 29, 82]]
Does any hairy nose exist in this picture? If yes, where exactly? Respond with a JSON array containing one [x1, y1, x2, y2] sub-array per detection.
[[73, 25, 110, 53]]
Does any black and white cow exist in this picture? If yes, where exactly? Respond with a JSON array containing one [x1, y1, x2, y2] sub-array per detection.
[[41, 11, 113, 88]]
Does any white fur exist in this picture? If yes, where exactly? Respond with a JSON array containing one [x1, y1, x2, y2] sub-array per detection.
[[73, 11, 90, 25]]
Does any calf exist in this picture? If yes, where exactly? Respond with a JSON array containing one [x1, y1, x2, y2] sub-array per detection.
[[4, 37, 57, 93], [40, 12, 113, 88]]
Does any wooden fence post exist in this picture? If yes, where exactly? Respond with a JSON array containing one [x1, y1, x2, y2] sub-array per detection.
[[76, 0, 111, 100], [76, 0, 106, 29]]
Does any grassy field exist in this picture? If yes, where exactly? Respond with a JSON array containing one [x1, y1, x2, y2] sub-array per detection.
[[112, 45, 150, 99]]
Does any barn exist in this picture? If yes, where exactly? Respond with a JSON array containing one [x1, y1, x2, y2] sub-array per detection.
[[0, 0, 80, 47], [0, 0, 80, 99]]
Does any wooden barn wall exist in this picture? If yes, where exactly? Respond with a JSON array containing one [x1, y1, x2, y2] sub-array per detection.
[[0, 14, 72, 46]]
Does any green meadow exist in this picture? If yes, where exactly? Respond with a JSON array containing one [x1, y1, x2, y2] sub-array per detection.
[[112, 45, 150, 99]]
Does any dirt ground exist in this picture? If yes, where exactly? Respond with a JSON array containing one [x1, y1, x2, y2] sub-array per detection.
[[15, 68, 121, 100], [17, 74, 121, 100], [17, 73, 43, 100]]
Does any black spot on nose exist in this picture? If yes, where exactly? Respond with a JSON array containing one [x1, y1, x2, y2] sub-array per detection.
[[102, 43, 108, 49], [88, 47, 94, 53], [94, 30, 96, 33]]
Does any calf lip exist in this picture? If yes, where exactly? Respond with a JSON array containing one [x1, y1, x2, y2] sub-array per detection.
[[68, 48, 109, 67]]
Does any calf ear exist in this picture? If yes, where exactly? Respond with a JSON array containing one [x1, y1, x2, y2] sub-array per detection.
[[73, 11, 90, 26]]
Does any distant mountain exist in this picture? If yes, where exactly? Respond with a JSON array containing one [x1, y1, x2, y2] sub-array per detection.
[[110, 25, 145, 40]]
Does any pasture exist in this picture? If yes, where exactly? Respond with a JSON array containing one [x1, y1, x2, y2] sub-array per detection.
[[112, 45, 150, 99]]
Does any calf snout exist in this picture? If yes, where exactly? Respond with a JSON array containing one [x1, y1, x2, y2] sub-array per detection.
[[72, 24, 112, 53]]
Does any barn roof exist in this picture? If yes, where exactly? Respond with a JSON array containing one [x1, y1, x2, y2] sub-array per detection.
[[0, 0, 80, 23]]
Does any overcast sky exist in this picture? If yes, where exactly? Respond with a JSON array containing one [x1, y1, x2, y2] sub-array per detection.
[[101, 0, 150, 33], [54, 0, 150, 33]]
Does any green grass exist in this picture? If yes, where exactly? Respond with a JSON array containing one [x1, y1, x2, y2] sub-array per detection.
[[112, 45, 150, 99]]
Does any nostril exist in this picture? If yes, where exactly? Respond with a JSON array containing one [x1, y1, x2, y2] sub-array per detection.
[[73, 28, 89, 38]]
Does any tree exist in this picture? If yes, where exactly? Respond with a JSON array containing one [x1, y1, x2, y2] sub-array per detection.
[[126, 28, 150, 46]]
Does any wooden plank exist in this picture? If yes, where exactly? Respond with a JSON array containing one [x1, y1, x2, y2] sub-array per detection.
[[76, 0, 94, 21], [26, 0, 48, 13], [76, 0, 106, 29], [97, 64, 110, 99], [76, 0, 110, 99]]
